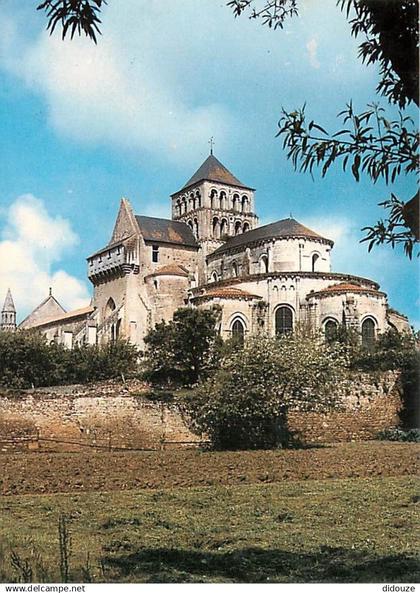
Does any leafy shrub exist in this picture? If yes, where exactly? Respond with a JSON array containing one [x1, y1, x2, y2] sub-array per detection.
[[377, 428, 420, 442], [0, 331, 138, 389], [181, 331, 349, 450], [143, 307, 222, 386]]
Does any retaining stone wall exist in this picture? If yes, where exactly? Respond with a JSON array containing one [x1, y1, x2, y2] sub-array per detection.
[[0, 372, 402, 451]]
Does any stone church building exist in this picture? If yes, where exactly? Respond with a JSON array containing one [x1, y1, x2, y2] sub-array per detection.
[[1, 154, 410, 345]]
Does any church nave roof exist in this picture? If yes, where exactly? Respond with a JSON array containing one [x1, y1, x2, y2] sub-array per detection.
[[209, 217, 333, 257]]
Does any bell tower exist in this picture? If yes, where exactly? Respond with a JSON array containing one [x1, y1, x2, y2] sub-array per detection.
[[170, 151, 258, 276]]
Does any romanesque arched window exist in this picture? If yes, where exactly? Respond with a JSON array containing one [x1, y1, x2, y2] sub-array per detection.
[[176, 200, 181, 217], [219, 191, 226, 209], [234, 220, 242, 235], [232, 262, 238, 277], [196, 190, 201, 208], [324, 318, 339, 343], [362, 318, 376, 347], [243, 222, 250, 233], [210, 189, 217, 209], [241, 195, 248, 213], [182, 197, 187, 213], [188, 219, 193, 231], [259, 254, 268, 273], [275, 306, 293, 336], [212, 217, 220, 238], [220, 218, 228, 236], [233, 193, 240, 212], [231, 318, 245, 343], [312, 253, 320, 272], [211, 271, 218, 283]]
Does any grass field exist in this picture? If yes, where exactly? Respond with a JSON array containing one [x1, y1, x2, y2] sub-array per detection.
[[1, 474, 419, 583]]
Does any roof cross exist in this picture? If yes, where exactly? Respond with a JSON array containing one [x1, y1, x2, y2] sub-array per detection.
[[208, 136, 215, 155]]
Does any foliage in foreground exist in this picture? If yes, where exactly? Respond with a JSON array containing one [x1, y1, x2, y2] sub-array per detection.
[[143, 307, 222, 386], [0, 331, 138, 389], [182, 331, 349, 449], [378, 428, 420, 443]]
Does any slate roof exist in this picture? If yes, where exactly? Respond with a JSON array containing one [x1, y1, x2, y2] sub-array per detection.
[[135, 216, 198, 247], [209, 218, 333, 257], [176, 154, 253, 193]]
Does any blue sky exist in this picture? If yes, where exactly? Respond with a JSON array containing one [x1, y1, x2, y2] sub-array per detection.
[[0, 0, 418, 326]]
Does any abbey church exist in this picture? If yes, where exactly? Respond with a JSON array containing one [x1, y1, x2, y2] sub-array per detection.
[[1, 153, 410, 344]]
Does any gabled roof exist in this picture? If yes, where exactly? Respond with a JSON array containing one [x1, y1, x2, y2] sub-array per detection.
[[175, 154, 253, 193], [209, 218, 333, 257], [28, 306, 94, 329], [2, 288, 15, 313], [135, 215, 198, 247]]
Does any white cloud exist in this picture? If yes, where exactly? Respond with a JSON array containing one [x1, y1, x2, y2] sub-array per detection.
[[0, 4, 234, 166], [306, 38, 320, 69], [0, 195, 90, 320], [305, 215, 414, 319]]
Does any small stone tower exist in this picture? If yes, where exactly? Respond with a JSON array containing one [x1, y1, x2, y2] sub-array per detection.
[[170, 152, 258, 281], [1, 288, 17, 332]]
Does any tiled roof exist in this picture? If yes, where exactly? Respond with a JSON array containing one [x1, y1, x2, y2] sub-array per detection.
[[146, 264, 190, 278], [308, 282, 383, 298], [135, 216, 198, 247], [192, 286, 261, 301], [29, 306, 94, 329], [210, 218, 333, 257], [177, 154, 252, 192]]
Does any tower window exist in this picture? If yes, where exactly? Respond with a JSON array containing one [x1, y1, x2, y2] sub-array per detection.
[[152, 245, 159, 263]]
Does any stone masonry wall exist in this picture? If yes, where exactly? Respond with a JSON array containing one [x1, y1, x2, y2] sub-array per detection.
[[288, 371, 402, 443], [0, 372, 402, 452], [0, 379, 200, 453]]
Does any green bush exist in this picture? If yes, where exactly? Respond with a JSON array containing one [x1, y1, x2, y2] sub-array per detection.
[[181, 331, 349, 450], [377, 428, 420, 442], [0, 331, 138, 389], [143, 307, 222, 386]]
